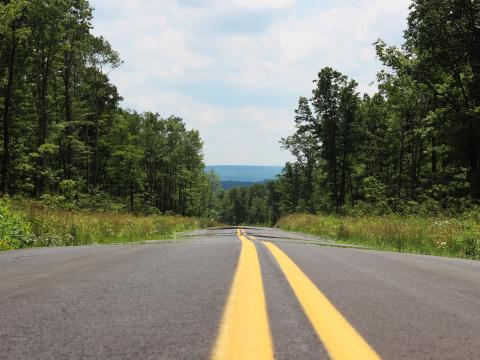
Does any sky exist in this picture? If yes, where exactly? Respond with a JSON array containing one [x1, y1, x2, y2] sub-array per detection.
[[89, 0, 411, 166]]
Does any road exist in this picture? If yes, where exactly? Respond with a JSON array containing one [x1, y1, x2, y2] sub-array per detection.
[[1, 227, 479, 359]]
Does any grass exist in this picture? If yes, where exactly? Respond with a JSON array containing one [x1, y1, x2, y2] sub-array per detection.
[[1, 199, 217, 251], [276, 213, 480, 260]]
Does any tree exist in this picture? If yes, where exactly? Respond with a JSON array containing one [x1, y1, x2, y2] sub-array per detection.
[[405, 0, 480, 197], [281, 97, 318, 212], [107, 112, 143, 212], [0, 0, 29, 194], [0, 0, 210, 217], [311, 67, 360, 211]]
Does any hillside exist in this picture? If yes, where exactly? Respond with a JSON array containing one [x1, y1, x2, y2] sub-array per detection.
[[206, 165, 282, 183]]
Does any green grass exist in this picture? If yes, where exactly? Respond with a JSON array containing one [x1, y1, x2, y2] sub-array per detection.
[[1, 199, 217, 251], [276, 213, 480, 260]]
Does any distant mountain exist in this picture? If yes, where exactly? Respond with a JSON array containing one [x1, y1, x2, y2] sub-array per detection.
[[206, 165, 283, 182], [220, 181, 257, 190]]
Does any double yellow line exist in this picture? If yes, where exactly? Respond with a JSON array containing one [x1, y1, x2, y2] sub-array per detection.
[[211, 228, 273, 359], [211, 228, 381, 360]]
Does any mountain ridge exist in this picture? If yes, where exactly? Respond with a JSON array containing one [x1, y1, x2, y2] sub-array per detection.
[[206, 165, 283, 183]]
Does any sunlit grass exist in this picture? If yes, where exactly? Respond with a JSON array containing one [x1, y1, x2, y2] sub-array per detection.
[[3, 200, 216, 250], [277, 213, 480, 259]]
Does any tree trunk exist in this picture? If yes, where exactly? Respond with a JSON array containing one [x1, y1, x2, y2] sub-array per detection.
[[1, 25, 17, 194], [36, 58, 50, 197], [340, 149, 347, 208], [63, 50, 73, 179], [305, 160, 314, 213], [92, 72, 100, 187], [331, 117, 339, 211], [464, 0, 480, 106], [397, 124, 405, 198], [130, 183, 134, 212]]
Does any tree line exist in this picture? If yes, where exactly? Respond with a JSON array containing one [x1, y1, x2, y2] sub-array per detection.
[[218, 0, 480, 225], [3, 0, 478, 224], [0, 0, 215, 216]]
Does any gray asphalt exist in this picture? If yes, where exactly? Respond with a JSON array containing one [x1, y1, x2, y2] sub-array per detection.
[[1, 227, 479, 359]]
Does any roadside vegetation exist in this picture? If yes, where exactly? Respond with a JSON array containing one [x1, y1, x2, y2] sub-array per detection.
[[0, 198, 215, 252], [215, 1, 480, 260], [2, 0, 480, 260], [277, 213, 480, 260], [0, 1, 220, 218], [0, 0, 221, 252]]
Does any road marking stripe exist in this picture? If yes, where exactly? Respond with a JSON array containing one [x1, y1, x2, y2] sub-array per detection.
[[243, 231, 255, 240], [263, 241, 381, 360], [211, 229, 274, 360]]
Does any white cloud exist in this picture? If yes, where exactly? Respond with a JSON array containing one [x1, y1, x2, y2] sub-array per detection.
[[90, 0, 411, 165], [176, 0, 295, 11], [228, 0, 295, 11]]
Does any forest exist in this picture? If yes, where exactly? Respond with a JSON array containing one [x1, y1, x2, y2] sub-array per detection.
[[1, 0, 480, 258], [217, 0, 480, 227], [0, 0, 218, 217]]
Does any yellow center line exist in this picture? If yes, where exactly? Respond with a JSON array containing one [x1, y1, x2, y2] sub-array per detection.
[[263, 241, 381, 360], [243, 230, 255, 240], [211, 228, 274, 360]]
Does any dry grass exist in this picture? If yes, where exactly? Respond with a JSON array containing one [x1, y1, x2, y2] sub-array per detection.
[[8, 201, 216, 248], [277, 213, 480, 259]]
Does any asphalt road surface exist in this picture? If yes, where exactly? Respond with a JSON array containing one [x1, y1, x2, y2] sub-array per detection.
[[1, 227, 479, 359]]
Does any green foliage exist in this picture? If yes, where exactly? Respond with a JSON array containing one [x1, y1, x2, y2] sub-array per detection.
[[2, 199, 215, 249], [277, 213, 480, 260], [217, 183, 273, 226], [451, 230, 480, 259], [2, 0, 480, 259], [0, 0, 211, 219], [0, 199, 31, 251], [219, 1, 480, 232]]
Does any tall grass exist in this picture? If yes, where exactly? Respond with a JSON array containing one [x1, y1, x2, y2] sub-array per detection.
[[1, 200, 216, 251], [277, 213, 480, 260]]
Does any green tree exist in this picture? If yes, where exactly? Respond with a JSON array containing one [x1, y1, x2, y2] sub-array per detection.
[[0, 0, 29, 194], [405, 0, 480, 197], [106, 112, 143, 212], [311, 67, 360, 211], [281, 97, 318, 212]]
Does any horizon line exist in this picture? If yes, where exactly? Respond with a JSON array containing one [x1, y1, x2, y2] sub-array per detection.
[[206, 164, 283, 167]]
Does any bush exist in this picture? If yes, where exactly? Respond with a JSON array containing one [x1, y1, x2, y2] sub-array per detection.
[[0, 200, 32, 251], [450, 230, 480, 259], [277, 213, 480, 260], [1, 199, 217, 251], [24, 206, 207, 247]]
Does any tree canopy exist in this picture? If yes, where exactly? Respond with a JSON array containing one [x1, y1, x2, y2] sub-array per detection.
[[0, 0, 215, 216], [218, 0, 480, 224]]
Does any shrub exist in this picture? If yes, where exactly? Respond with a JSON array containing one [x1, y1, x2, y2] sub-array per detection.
[[0, 200, 32, 251], [1, 199, 217, 251], [451, 230, 480, 259], [277, 213, 480, 260]]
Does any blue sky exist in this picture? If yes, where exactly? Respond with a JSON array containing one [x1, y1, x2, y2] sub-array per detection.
[[89, 0, 410, 165]]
